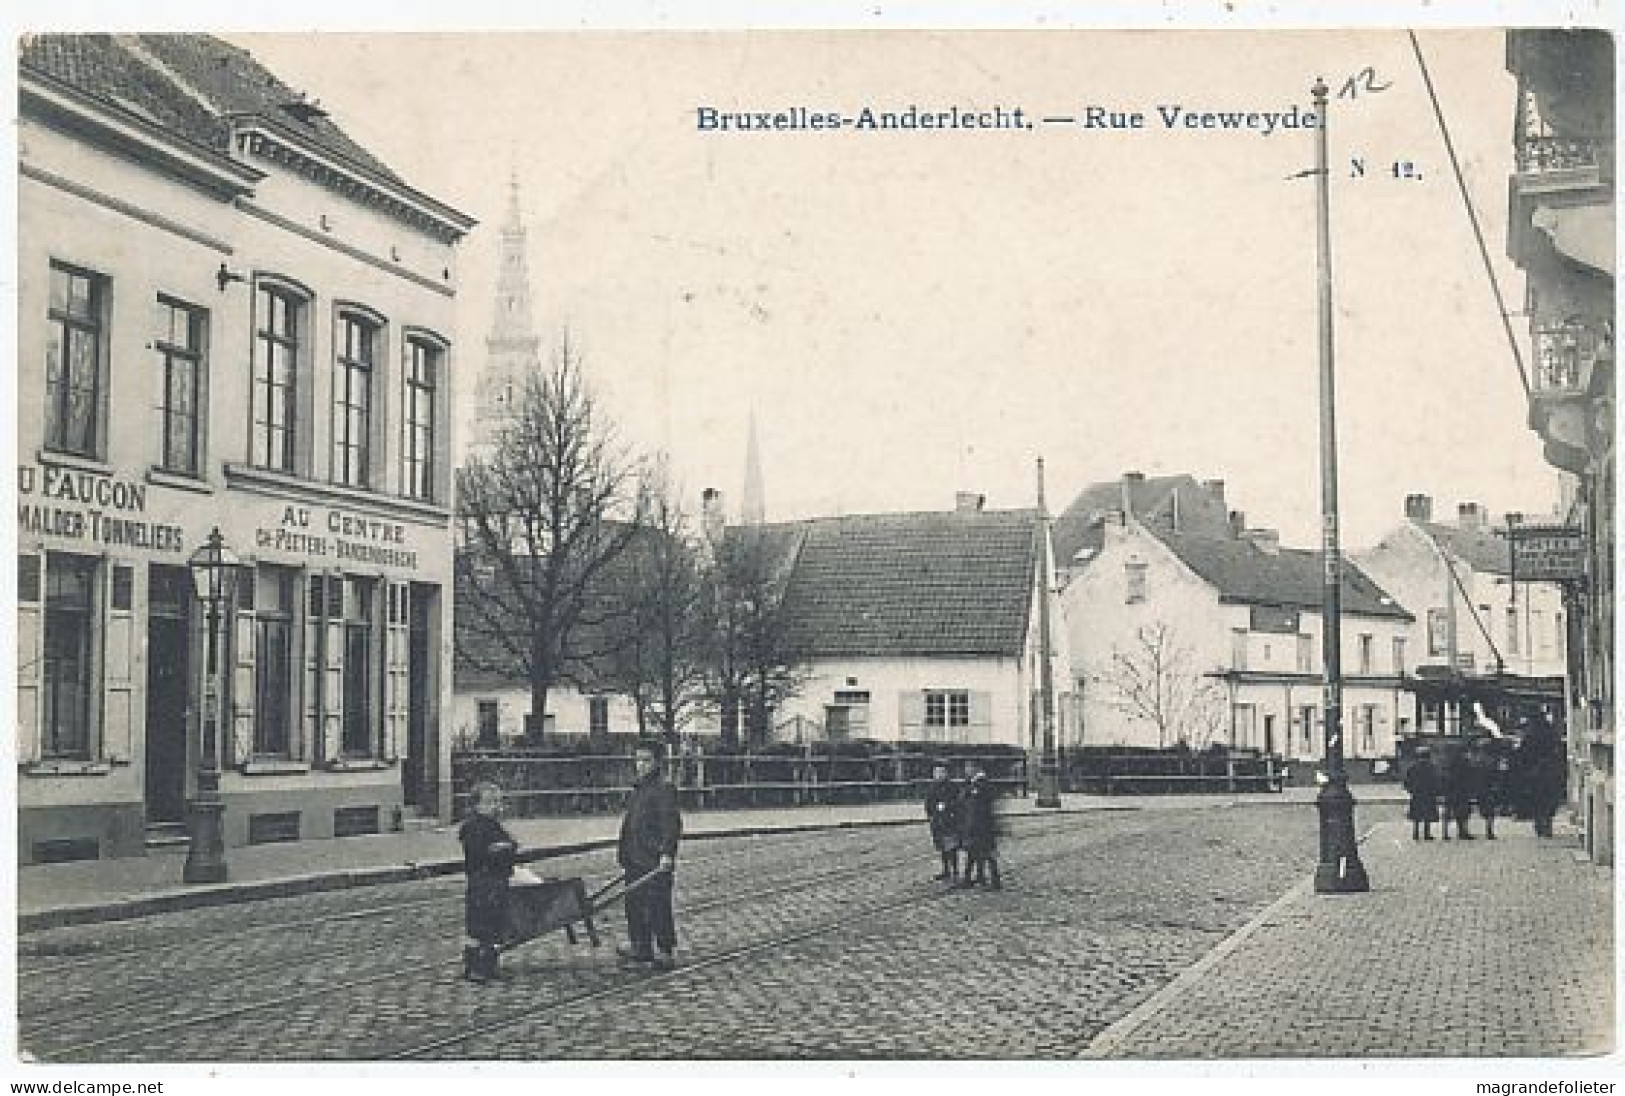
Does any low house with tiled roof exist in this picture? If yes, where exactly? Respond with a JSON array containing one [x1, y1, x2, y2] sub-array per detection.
[[1061, 508, 1415, 774], [768, 494, 1073, 748], [1355, 494, 1568, 736], [18, 34, 474, 862]]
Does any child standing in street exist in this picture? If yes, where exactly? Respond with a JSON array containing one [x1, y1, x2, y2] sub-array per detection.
[[924, 763, 962, 883], [459, 781, 518, 983]]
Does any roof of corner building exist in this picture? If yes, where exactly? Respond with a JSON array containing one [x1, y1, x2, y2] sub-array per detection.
[[1052, 474, 1233, 566], [1418, 521, 1513, 577], [1154, 531, 1414, 621], [20, 33, 405, 185], [754, 509, 1041, 659]]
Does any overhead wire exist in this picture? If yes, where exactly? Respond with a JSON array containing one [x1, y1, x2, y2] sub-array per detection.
[[1407, 29, 1534, 397]]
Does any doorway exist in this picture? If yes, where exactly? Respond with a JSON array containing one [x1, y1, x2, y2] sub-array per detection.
[[145, 566, 191, 825], [1263, 714, 1277, 757]]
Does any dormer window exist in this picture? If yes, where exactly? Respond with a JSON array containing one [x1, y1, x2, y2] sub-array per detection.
[[280, 98, 329, 125]]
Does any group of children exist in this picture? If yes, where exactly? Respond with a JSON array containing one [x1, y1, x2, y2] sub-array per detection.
[[924, 762, 1003, 889]]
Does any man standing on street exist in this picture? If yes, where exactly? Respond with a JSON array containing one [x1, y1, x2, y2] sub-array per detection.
[[617, 743, 683, 970]]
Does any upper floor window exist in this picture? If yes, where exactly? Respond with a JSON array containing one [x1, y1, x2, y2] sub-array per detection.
[[402, 336, 440, 501], [1296, 633, 1314, 673], [1427, 608, 1449, 657], [253, 284, 303, 473], [334, 312, 378, 488], [46, 262, 108, 459], [1124, 560, 1147, 604], [1392, 636, 1408, 675], [1357, 633, 1374, 674], [156, 296, 207, 476]]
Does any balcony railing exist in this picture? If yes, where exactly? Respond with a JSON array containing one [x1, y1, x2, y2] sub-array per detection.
[[1532, 321, 1612, 395], [1517, 135, 1604, 176]]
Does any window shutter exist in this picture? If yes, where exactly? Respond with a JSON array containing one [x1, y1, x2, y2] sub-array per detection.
[[102, 563, 136, 763], [382, 581, 410, 762], [969, 690, 993, 744], [301, 575, 325, 762], [898, 690, 925, 739], [322, 580, 346, 761], [229, 590, 256, 766], [17, 554, 44, 764]]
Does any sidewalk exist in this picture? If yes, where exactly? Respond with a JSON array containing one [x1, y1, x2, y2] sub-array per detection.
[[17, 786, 1401, 930], [1082, 814, 1614, 1059]]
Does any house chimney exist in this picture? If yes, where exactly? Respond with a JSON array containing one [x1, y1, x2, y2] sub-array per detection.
[[1457, 501, 1485, 529], [1202, 479, 1226, 504], [955, 491, 985, 513], [1242, 527, 1281, 555], [701, 487, 726, 546], [1228, 510, 1246, 538], [1404, 493, 1433, 523]]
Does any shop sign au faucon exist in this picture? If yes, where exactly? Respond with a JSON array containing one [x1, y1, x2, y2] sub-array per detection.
[[17, 464, 185, 551]]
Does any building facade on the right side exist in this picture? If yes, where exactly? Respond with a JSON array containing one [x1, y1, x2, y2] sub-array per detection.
[[1506, 29, 1614, 863]]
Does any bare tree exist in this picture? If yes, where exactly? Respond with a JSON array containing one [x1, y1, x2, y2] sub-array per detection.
[[1089, 621, 1227, 749], [602, 464, 713, 745], [455, 346, 646, 743], [706, 524, 807, 748]]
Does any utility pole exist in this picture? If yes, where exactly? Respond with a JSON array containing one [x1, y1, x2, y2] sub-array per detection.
[[1310, 78, 1369, 894], [1035, 457, 1061, 808]]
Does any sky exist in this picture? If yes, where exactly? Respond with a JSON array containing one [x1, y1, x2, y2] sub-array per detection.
[[10, 15, 1574, 550], [220, 26, 1567, 549]]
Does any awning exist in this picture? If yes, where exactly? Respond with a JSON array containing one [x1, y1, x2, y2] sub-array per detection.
[[1532, 201, 1616, 277]]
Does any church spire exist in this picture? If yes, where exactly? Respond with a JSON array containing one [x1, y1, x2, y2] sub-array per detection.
[[741, 411, 766, 526], [472, 171, 542, 447]]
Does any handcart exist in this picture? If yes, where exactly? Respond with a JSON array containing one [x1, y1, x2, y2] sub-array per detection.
[[500, 867, 665, 953]]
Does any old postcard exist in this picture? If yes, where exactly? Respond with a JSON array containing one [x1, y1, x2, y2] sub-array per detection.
[[7, 6, 1617, 1090]]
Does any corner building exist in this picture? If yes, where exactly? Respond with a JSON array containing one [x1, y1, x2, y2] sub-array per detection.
[[17, 35, 475, 863]]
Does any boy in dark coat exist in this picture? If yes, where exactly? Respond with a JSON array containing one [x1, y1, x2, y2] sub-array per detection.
[[459, 782, 518, 983], [924, 763, 962, 882], [958, 768, 1002, 890], [617, 743, 683, 970], [1403, 747, 1441, 841]]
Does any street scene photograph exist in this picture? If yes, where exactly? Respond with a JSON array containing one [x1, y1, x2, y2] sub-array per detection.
[[7, 10, 1617, 1083]]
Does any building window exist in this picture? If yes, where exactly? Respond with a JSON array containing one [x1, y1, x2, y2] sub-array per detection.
[[1555, 612, 1565, 657], [43, 553, 98, 759], [925, 689, 970, 728], [588, 696, 610, 738], [1357, 633, 1374, 674], [1124, 560, 1147, 604], [1507, 607, 1521, 656], [1427, 608, 1449, 657], [253, 566, 297, 756], [1296, 633, 1314, 673], [334, 312, 377, 488], [1231, 629, 1249, 671], [46, 262, 107, 459], [341, 577, 377, 756], [1232, 704, 1257, 749], [1393, 636, 1408, 675], [402, 337, 439, 501], [156, 296, 207, 475], [253, 284, 302, 472], [477, 700, 499, 744], [1358, 705, 1377, 753], [1298, 704, 1317, 753]]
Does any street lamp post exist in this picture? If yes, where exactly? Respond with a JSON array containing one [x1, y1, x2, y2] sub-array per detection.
[[1311, 78, 1369, 894], [1035, 457, 1061, 808], [184, 527, 238, 884]]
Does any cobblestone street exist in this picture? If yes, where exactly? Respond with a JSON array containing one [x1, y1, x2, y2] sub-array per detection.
[[20, 806, 1311, 1061], [16, 804, 1610, 1063]]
